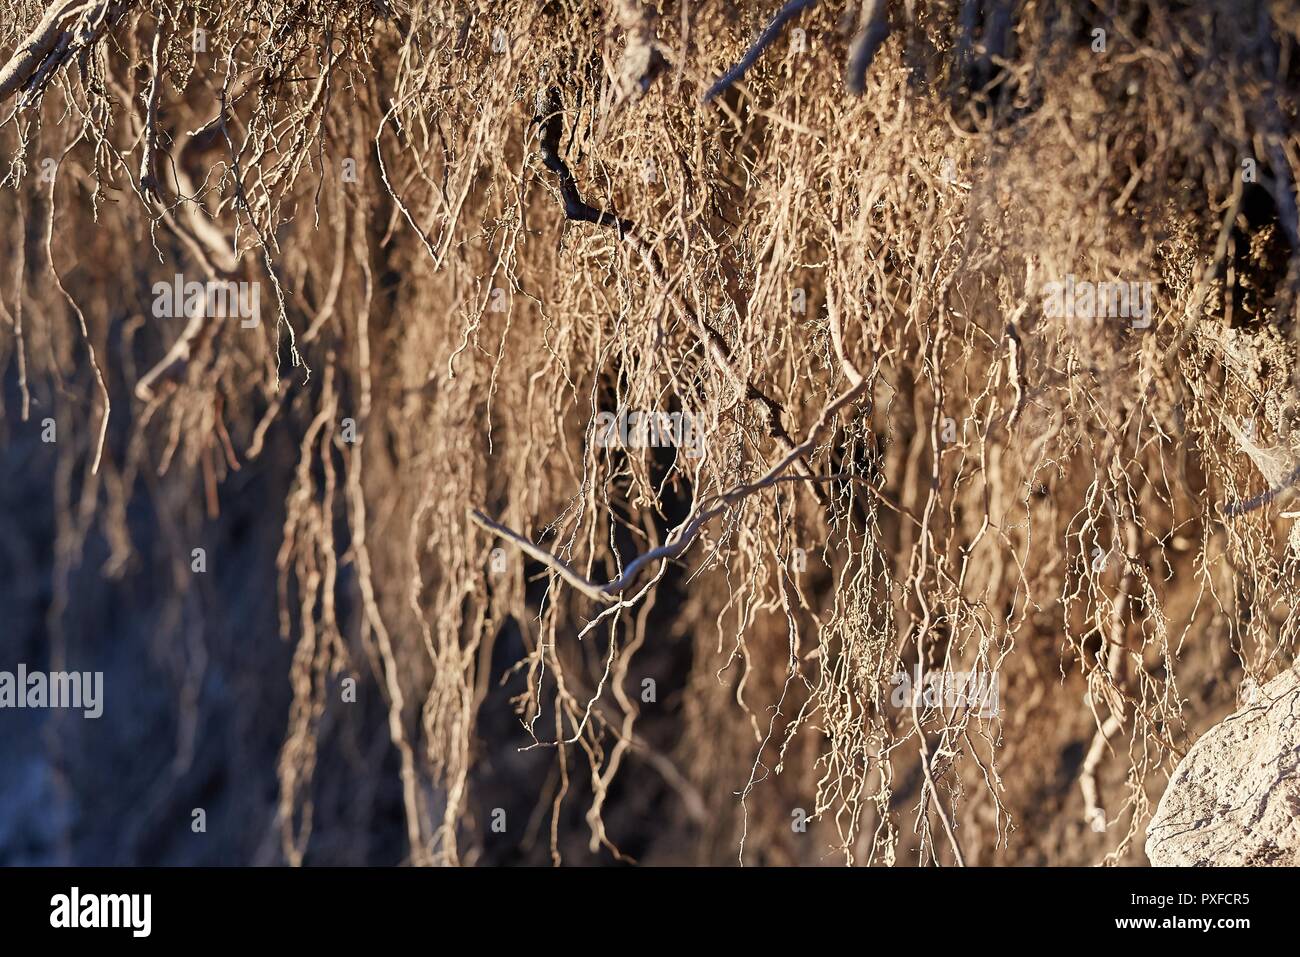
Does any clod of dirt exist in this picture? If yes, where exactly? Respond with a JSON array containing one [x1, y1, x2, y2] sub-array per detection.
[[1146, 667, 1300, 866]]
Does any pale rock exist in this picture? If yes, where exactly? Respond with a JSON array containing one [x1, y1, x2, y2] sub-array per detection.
[[1146, 666, 1300, 865]]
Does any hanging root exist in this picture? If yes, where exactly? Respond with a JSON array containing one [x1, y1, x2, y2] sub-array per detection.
[[3, 0, 1299, 868]]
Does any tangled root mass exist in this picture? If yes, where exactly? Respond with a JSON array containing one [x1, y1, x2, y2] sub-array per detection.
[[1, 0, 1298, 866]]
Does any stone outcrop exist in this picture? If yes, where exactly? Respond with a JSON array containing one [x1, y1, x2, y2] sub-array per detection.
[[1146, 667, 1300, 865]]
